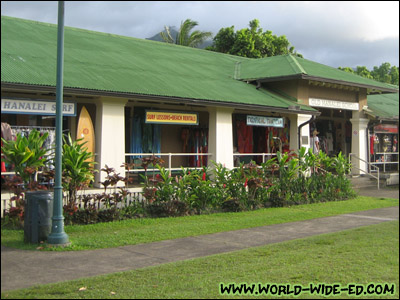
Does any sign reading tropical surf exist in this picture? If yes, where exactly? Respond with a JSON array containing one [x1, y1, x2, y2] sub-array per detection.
[[246, 115, 284, 128]]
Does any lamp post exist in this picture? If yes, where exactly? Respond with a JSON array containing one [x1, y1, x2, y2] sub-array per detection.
[[48, 1, 69, 246]]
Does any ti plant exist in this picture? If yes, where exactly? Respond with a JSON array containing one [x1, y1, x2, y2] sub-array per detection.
[[1, 129, 51, 186], [62, 134, 97, 205]]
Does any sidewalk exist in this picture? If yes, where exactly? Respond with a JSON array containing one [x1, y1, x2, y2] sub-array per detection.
[[2, 202, 399, 292], [354, 184, 399, 199]]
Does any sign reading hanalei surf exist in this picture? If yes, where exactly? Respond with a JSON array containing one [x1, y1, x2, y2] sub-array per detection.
[[1, 98, 76, 116]]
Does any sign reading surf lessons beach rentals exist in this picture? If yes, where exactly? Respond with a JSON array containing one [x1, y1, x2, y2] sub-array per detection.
[[145, 111, 199, 125], [1, 98, 76, 116], [246, 115, 284, 128]]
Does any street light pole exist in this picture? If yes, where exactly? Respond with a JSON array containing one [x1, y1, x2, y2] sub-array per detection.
[[48, 1, 70, 246]]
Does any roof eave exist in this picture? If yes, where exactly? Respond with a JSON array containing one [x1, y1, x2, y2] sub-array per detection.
[[301, 75, 399, 93], [1, 82, 320, 116], [239, 74, 399, 94]]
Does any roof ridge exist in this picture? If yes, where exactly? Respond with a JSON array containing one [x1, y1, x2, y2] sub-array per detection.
[[1, 15, 254, 64], [286, 54, 306, 74]]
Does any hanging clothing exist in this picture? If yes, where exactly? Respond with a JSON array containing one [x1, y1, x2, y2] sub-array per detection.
[[142, 123, 153, 154], [181, 128, 209, 167], [131, 115, 142, 158], [1, 123, 13, 141], [370, 135, 375, 155], [326, 133, 334, 153], [236, 120, 253, 153], [152, 124, 161, 153]]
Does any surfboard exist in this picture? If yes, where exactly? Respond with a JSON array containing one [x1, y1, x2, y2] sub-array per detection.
[[76, 105, 95, 162]]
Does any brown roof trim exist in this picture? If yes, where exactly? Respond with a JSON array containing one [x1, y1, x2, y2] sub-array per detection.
[[240, 75, 399, 93], [301, 75, 399, 93]]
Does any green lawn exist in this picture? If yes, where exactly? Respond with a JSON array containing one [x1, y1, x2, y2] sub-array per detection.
[[2, 221, 398, 299], [1, 195, 398, 251]]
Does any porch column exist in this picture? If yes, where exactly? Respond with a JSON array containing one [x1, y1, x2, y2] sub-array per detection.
[[289, 114, 313, 152], [208, 107, 234, 169], [95, 97, 128, 187], [350, 113, 369, 175]]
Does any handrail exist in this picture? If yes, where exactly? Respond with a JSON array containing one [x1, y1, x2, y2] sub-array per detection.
[[349, 153, 379, 190], [233, 152, 277, 164], [125, 152, 213, 176], [370, 152, 399, 173]]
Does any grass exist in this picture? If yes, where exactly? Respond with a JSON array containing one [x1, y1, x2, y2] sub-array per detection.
[[1, 195, 398, 251], [1, 220, 398, 299]]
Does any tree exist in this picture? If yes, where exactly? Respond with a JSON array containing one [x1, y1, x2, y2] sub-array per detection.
[[160, 19, 212, 48], [207, 19, 301, 58], [339, 63, 399, 86]]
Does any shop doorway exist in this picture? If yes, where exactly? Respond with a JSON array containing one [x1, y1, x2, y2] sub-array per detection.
[[312, 108, 352, 157]]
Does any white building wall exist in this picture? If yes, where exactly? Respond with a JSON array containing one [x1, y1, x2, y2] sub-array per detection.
[[350, 111, 369, 175], [95, 97, 127, 187], [289, 114, 313, 152], [208, 107, 234, 169]]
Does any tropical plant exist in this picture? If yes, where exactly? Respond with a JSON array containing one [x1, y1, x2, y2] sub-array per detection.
[[207, 19, 302, 58], [1, 129, 51, 185], [160, 19, 212, 48], [339, 62, 399, 86], [61, 134, 97, 205]]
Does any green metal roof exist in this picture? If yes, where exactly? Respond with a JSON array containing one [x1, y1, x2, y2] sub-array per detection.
[[4, 16, 398, 115], [366, 93, 399, 120], [238, 55, 399, 93], [1, 16, 317, 113]]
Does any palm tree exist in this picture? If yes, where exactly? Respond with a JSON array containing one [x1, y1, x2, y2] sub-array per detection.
[[160, 19, 212, 48]]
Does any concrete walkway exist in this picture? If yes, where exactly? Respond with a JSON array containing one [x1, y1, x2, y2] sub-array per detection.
[[2, 202, 399, 292], [354, 184, 399, 200]]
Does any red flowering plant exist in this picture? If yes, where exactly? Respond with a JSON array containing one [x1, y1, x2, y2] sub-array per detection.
[[2, 175, 25, 227], [141, 155, 165, 179]]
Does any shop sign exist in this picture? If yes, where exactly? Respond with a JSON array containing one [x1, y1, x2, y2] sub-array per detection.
[[1, 98, 76, 116], [246, 115, 284, 128], [374, 124, 398, 134], [309, 98, 359, 111], [145, 111, 198, 125]]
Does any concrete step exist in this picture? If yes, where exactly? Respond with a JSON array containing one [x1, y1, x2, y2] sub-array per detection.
[[386, 173, 399, 186], [348, 175, 382, 189]]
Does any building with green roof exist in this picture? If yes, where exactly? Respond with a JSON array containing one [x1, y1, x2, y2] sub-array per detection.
[[1, 16, 398, 184], [364, 93, 398, 174]]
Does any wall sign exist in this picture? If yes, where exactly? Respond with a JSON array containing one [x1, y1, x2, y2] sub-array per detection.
[[246, 115, 284, 128], [309, 98, 359, 111], [1, 98, 76, 116], [145, 111, 199, 125]]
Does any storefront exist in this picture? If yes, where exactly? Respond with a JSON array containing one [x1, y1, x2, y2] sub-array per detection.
[[1, 97, 77, 176], [2, 15, 398, 188], [233, 113, 290, 165], [310, 106, 355, 157], [369, 124, 398, 172], [124, 105, 210, 169], [364, 93, 399, 173]]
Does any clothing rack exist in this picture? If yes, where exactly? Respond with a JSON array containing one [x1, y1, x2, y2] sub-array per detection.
[[11, 125, 56, 130]]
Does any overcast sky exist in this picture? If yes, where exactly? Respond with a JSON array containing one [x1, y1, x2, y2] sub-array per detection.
[[2, 1, 399, 69]]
